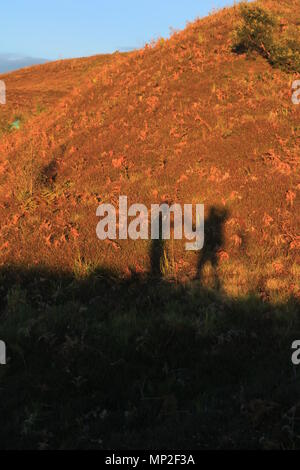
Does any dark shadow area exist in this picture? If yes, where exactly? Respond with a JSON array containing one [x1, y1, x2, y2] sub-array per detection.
[[0, 209, 299, 450], [39, 159, 58, 186]]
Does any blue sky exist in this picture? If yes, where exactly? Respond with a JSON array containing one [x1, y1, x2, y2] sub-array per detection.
[[0, 0, 236, 60]]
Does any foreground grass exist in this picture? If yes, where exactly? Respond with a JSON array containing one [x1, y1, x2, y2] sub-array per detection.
[[0, 265, 299, 450]]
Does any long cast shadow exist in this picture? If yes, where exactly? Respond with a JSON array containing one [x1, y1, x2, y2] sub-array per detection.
[[197, 206, 228, 289]]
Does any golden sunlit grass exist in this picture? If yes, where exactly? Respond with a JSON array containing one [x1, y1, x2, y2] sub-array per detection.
[[0, 0, 299, 450]]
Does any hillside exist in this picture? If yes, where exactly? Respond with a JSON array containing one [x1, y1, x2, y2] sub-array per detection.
[[0, 54, 120, 137], [0, 0, 299, 450], [0, 0, 299, 300]]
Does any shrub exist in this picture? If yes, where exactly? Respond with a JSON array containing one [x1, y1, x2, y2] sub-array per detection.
[[233, 4, 276, 57], [233, 3, 300, 73], [270, 39, 300, 73]]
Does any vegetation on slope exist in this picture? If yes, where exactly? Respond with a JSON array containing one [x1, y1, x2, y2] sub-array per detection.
[[0, 0, 299, 449], [233, 3, 300, 72]]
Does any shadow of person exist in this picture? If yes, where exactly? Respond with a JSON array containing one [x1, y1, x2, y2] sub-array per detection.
[[149, 211, 165, 278], [149, 200, 177, 279], [196, 206, 228, 290]]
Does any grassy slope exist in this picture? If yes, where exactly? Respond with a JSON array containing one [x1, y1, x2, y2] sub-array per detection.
[[0, 0, 299, 449], [0, 54, 118, 136], [0, 0, 299, 298]]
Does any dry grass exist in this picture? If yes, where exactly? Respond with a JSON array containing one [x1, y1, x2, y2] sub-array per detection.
[[0, 0, 299, 449]]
